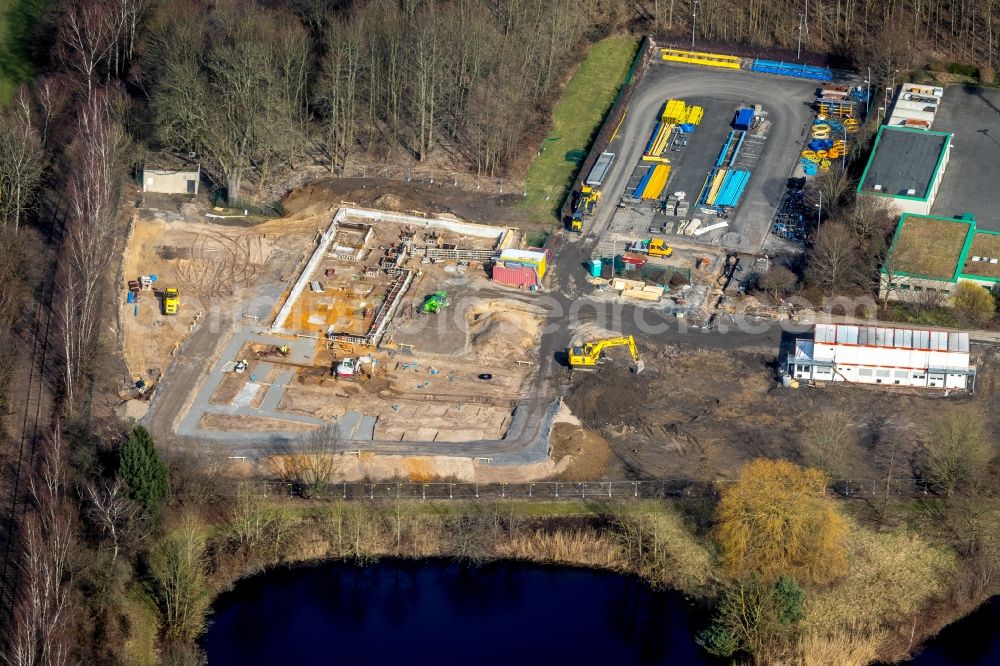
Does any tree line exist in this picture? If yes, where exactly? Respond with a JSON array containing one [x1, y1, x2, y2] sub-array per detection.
[[5, 0, 995, 210]]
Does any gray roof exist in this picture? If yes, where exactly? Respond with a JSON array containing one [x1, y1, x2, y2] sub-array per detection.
[[860, 128, 949, 199], [815, 323, 968, 352]]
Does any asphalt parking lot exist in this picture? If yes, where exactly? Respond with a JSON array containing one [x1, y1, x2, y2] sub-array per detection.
[[931, 85, 1000, 231], [592, 62, 818, 253]]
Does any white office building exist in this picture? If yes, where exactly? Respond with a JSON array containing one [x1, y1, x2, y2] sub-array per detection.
[[788, 323, 975, 390]]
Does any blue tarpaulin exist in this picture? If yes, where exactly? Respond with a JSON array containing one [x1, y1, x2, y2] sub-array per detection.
[[750, 59, 832, 81]]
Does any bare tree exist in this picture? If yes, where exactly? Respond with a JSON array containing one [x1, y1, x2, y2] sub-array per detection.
[[800, 411, 856, 478], [318, 18, 364, 172], [806, 221, 862, 293], [85, 479, 137, 566], [57, 89, 132, 408], [148, 515, 211, 642], [106, 0, 152, 78], [921, 406, 995, 496], [5, 432, 76, 666], [227, 484, 295, 562], [0, 89, 46, 233], [270, 425, 342, 496], [757, 265, 797, 301], [56, 0, 115, 98], [32, 75, 73, 150]]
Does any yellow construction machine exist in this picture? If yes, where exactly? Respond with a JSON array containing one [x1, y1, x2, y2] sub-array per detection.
[[163, 287, 180, 315], [567, 335, 644, 373], [569, 186, 601, 232]]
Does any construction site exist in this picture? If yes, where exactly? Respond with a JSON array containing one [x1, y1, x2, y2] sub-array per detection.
[[124, 192, 556, 458]]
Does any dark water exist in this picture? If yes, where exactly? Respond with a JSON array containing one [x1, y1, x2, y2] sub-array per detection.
[[905, 596, 1000, 665], [203, 560, 1000, 666], [202, 560, 721, 665]]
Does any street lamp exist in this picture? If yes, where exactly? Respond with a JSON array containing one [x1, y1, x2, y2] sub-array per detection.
[[865, 66, 872, 118], [877, 106, 885, 126], [815, 189, 823, 227], [842, 125, 848, 170], [691, 0, 699, 48], [797, 13, 804, 60]]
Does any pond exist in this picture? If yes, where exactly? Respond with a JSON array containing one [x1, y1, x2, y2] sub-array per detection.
[[905, 596, 1000, 665], [202, 560, 720, 665], [202, 560, 1000, 665]]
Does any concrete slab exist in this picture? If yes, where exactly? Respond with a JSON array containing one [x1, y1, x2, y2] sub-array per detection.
[[232, 382, 261, 407]]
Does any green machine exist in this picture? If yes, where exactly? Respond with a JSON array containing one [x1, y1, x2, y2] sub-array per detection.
[[421, 291, 449, 314]]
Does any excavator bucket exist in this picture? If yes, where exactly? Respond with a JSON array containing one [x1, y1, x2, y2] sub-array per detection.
[[633, 359, 645, 374]]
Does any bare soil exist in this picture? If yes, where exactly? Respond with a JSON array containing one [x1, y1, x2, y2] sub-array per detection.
[[549, 423, 612, 481], [565, 344, 1000, 481], [282, 178, 543, 231]]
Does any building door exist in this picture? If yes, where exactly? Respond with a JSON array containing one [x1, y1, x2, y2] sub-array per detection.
[[187, 179, 196, 194]]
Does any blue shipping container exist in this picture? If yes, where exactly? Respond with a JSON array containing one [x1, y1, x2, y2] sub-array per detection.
[[733, 108, 754, 130]]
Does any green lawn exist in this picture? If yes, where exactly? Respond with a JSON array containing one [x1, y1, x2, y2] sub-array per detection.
[[0, 0, 47, 103], [521, 35, 639, 221]]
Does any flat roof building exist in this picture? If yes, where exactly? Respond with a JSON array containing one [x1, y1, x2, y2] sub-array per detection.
[[857, 126, 951, 216], [880, 213, 1000, 301], [141, 165, 201, 195], [886, 83, 944, 129], [788, 323, 974, 390]]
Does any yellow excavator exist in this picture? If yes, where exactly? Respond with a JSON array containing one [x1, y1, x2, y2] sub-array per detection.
[[567, 335, 644, 373]]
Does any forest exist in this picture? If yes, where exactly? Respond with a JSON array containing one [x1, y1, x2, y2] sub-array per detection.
[[0, 0, 998, 664]]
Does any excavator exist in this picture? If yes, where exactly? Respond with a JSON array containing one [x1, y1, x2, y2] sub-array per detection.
[[567, 335, 644, 373]]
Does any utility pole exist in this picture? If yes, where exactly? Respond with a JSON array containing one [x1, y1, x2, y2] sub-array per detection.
[[797, 13, 804, 60], [691, 0, 698, 49]]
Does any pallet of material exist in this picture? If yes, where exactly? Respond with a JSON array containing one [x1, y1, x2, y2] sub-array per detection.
[[661, 48, 741, 69], [641, 165, 671, 200]]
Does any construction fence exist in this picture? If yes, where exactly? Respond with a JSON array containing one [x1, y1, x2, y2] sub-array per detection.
[[241, 478, 937, 501]]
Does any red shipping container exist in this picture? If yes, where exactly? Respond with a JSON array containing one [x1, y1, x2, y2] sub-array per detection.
[[491, 264, 538, 289]]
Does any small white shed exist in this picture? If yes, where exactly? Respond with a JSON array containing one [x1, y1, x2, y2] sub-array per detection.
[[142, 166, 200, 195]]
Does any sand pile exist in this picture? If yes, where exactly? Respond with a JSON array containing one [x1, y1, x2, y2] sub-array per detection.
[[466, 299, 543, 359]]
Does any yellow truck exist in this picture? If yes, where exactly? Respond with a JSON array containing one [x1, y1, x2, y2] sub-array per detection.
[[163, 287, 180, 315], [648, 239, 673, 257]]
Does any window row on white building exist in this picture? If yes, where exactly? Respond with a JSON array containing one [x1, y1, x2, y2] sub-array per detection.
[[788, 324, 974, 390]]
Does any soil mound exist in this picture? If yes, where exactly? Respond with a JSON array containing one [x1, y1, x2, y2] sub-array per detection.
[[373, 193, 403, 211], [563, 365, 655, 427], [466, 299, 543, 359]]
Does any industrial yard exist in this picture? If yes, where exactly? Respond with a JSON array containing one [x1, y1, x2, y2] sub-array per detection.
[[578, 60, 818, 256]]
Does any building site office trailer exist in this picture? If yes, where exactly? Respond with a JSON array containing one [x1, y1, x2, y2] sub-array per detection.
[[789, 323, 974, 390]]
